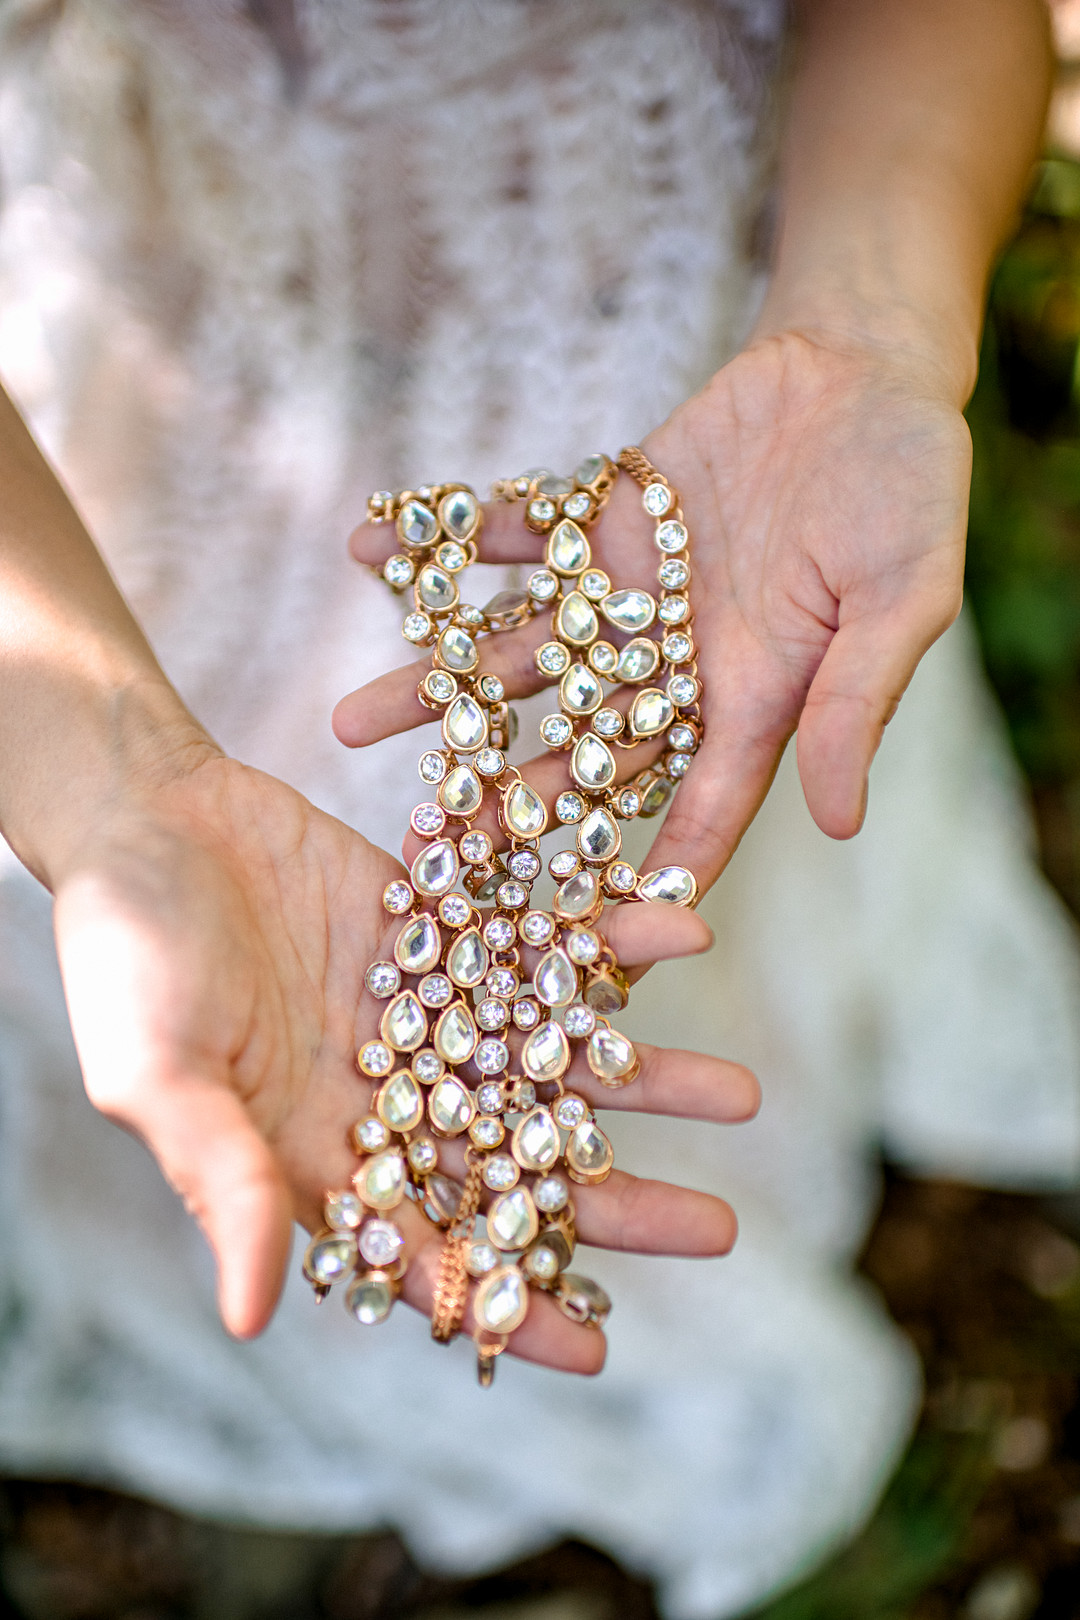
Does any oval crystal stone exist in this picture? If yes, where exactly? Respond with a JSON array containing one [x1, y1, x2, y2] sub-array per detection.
[[559, 663, 603, 715], [487, 1188, 539, 1252], [554, 868, 600, 919], [474, 1265, 530, 1332], [376, 1071, 424, 1132], [397, 499, 438, 548], [437, 625, 478, 672], [445, 928, 488, 989], [442, 694, 488, 753], [434, 1003, 478, 1064], [380, 990, 427, 1052], [512, 1107, 561, 1171], [355, 1150, 406, 1210], [411, 838, 459, 896], [534, 948, 578, 1008], [555, 591, 599, 646], [629, 687, 674, 739], [521, 1018, 571, 1081], [303, 1232, 356, 1285], [587, 1026, 638, 1085], [616, 637, 661, 682], [345, 1272, 395, 1325], [424, 1172, 463, 1224], [571, 734, 616, 790], [546, 519, 591, 576], [439, 487, 479, 540], [393, 914, 441, 975], [501, 779, 548, 839], [577, 806, 621, 863], [602, 587, 656, 632], [416, 563, 458, 612], [438, 763, 483, 816], [566, 1120, 615, 1184], [358, 1218, 405, 1268], [428, 1075, 475, 1136], [637, 865, 699, 906]]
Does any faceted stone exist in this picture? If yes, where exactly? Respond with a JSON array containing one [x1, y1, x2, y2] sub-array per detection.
[[397, 499, 438, 548], [589, 641, 618, 675], [484, 588, 531, 627], [352, 1116, 391, 1154], [546, 519, 591, 576], [304, 1232, 356, 1285], [460, 830, 492, 864], [560, 663, 603, 715], [439, 487, 479, 540], [345, 1272, 395, 1326], [512, 1107, 561, 1171], [554, 868, 600, 919], [555, 792, 585, 823], [442, 694, 488, 753], [423, 1173, 463, 1224], [566, 1120, 615, 1184], [640, 776, 674, 817], [564, 1004, 596, 1038], [524, 1244, 561, 1282], [570, 734, 616, 790], [502, 779, 548, 838], [643, 482, 672, 516], [555, 1094, 588, 1129], [587, 1026, 639, 1085], [428, 1075, 475, 1136], [629, 687, 674, 739], [437, 625, 478, 672], [534, 1175, 570, 1213], [416, 563, 458, 613], [601, 587, 656, 632], [521, 1019, 571, 1081], [358, 1218, 405, 1268], [482, 1153, 519, 1190], [534, 948, 578, 1009], [433, 1003, 478, 1064], [324, 1190, 364, 1231], [577, 806, 621, 863], [592, 708, 624, 738], [407, 1138, 438, 1173], [380, 990, 427, 1052], [413, 1049, 443, 1082], [393, 914, 441, 975], [541, 714, 573, 747], [637, 865, 698, 906], [616, 637, 661, 682], [536, 640, 571, 677], [377, 1071, 424, 1132], [555, 1272, 612, 1326], [473, 1265, 530, 1333], [487, 1188, 539, 1252], [365, 962, 400, 999], [575, 453, 606, 484], [555, 591, 599, 646], [467, 1241, 500, 1277], [355, 1150, 406, 1210], [412, 838, 459, 896], [438, 763, 483, 817], [445, 928, 488, 988], [566, 928, 600, 965]]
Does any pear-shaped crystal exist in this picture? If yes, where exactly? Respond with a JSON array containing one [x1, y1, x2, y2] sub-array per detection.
[[377, 1071, 425, 1132], [434, 1003, 478, 1064], [380, 990, 427, 1052], [439, 487, 479, 540], [423, 1173, 463, 1224], [437, 625, 478, 672], [587, 1026, 638, 1084], [439, 764, 482, 816], [629, 687, 674, 739], [616, 638, 661, 682], [412, 838, 459, 896], [345, 1273, 395, 1325], [554, 868, 600, 919], [546, 519, 590, 576], [474, 1265, 530, 1332], [637, 865, 698, 906], [534, 948, 578, 1008], [417, 563, 458, 612], [577, 807, 621, 863], [521, 1019, 571, 1081], [512, 1107, 561, 1171], [487, 1188, 539, 1251], [571, 734, 616, 790], [502, 779, 548, 839], [566, 1120, 614, 1182], [397, 499, 438, 548], [442, 694, 488, 753], [304, 1232, 356, 1285], [445, 929, 488, 989], [555, 592, 599, 647], [602, 587, 656, 632], [428, 1075, 475, 1135], [393, 914, 441, 975], [560, 663, 603, 714], [355, 1150, 406, 1210]]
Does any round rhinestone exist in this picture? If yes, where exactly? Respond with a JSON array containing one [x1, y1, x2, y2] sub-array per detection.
[[365, 962, 400, 999], [413, 1049, 444, 1082], [419, 751, 448, 785], [593, 708, 624, 737], [528, 497, 556, 523], [436, 540, 468, 572], [668, 751, 692, 778], [541, 714, 573, 747], [403, 612, 432, 642], [608, 861, 638, 892], [477, 997, 509, 1030], [460, 831, 493, 864], [476, 1038, 510, 1073], [508, 850, 541, 881], [487, 968, 519, 999], [382, 881, 413, 915], [358, 1218, 405, 1268], [659, 557, 690, 589], [467, 1241, 500, 1277], [655, 520, 688, 553], [537, 641, 571, 676], [617, 789, 641, 818], [662, 632, 693, 663], [659, 594, 689, 624], [471, 1116, 504, 1149], [512, 998, 541, 1030], [564, 1005, 596, 1038], [668, 725, 697, 750], [668, 673, 699, 704], [497, 881, 528, 909], [325, 1190, 364, 1231], [643, 482, 672, 516], [424, 671, 456, 703], [525, 1245, 561, 1282], [555, 791, 586, 823], [477, 1082, 505, 1114], [522, 910, 555, 945], [534, 1176, 570, 1214], [563, 491, 591, 519], [411, 802, 445, 836], [359, 1042, 392, 1076], [479, 674, 505, 702], [476, 748, 506, 776], [580, 570, 611, 600], [353, 1116, 391, 1154], [528, 569, 559, 601], [589, 642, 618, 674], [511, 1080, 537, 1110], [548, 851, 580, 879], [408, 1138, 438, 1173], [483, 1154, 520, 1191], [384, 554, 414, 587], [438, 893, 471, 927], [566, 930, 600, 965], [418, 973, 453, 1008], [555, 1094, 588, 1129], [484, 917, 516, 949]]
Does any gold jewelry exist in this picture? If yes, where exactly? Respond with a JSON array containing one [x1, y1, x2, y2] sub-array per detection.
[[303, 453, 701, 1383]]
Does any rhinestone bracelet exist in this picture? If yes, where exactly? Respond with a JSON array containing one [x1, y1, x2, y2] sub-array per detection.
[[303, 450, 701, 1385]]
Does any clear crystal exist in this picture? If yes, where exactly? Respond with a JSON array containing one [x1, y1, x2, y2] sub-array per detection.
[[477, 1082, 505, 1113], [359, 1042, 392, 1076], [487, 1188, 539, 1251], [608, 861, 637, 892], [522, 910, 555, 944], [512, 998, 541, 1029], [502, 779, 548, 837], [475, 1038, 510, 1073], [437, 625, 478, 672], [459, 605, 484, 627], [442, 694, 488, 752], [423, 672, 455, 704], [419, 751, 448, 784], [512, 1107, 561, 1171], [593, 708, 623, 737], [521, 1019, 571, 1081], [528, 497, 556, 523], [669, 752, 691, 778], [662, 632, 693, 663], [345, 1273, 395, 1326], [616, 638, 660, 682], [484, 916, 515, 949], [570, 734, 616, 790], [304, 1232, 356, 1285], [417, 562, 458, 612], [325, 1190, 364, 1231], [534, 1175, 570, 1214], [630, 687, 674, 739], [548, 851, 580, 879], [439, 487, 479, 540], [564, 1005, 596, 1038], [380, 990, 428, 1052], [638, 864, 697, 904], [411, 839, 459, 897], [408, 1138, 438, 1173], [577, 807, 621, 863], [474, 1266, 529, 1332], [566, 1120, 614, 1180], [566, 929, 600, 965], [433, 1003, 478, 1063], [555, 791, 585, 823], [476, 997, 509, 1030], [581, 569, 610, 600], [508, 850, 541, 881], [412, 802, 446, 837], [587, 1025, 638, 1082], [564, 491, 591, 518], [384, 554, 414, 587], [483, 1153, 519, 1190], [546, 519, 590, 576], [555, 591, 599, 646], [438, 893, 471, 927], [540, 714, 573, 747], [601, 587, 656, 632], [525, 1245, 561, 1281], [659, 557, 690, 588], [537, 641, 571, 676], [436, 540, 467, 573], [535, 948, 578, 1008], [512, 1080, 537, 1110], [358, 1218, 405, 1268], [497, 881, 528, 909], [476, 748, 505, 776], [575, 454, 605, 483], [354, 1150, 406, 1210], [460, 830, 493, 864], [528, 569, 559, 601], [382, 881, 413, 914], [418, 973, 453, 1008], [365, 962, 400, 999], [353, 1116, 390, 1153], [428, 1075, 475, 1134], [412, 1049, 443, 1082], [403, 612, 432, 643], [560, 662, 603, 714], [538, 475, 573, 497], [394, 913, 441, 975], [616, 788, 641, 817], [479, 674, 504, 703], [397, 499, 438, 547], [668, 673, 699, 704], [554, 868, 600, 918], [643, 482, 672, 516], [439, 764, 483, 817], [659, 594, 689, 624], [655, 520, 688, 553], [467, 1241, 500, 1277], [555, 1094, 588, 1129], [589, 641, 618, 674]]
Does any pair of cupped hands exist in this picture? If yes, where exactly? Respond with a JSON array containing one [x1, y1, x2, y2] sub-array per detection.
[[54, 330, 970, 1373]]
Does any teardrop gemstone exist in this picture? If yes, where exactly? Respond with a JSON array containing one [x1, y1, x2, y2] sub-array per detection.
[[501, 779, 548, 839], [511, 1107, 561, 1172], [439, 764, 482, 816], [474, 1265, 530, 1332], [376, 1071, 425, 1132], [393, 914, 441, 975], [629, 687, 674, 739], [571, 734, 616, 790], [437, 625, 478, 672], [442, 694, 488, 753], [602, 587, 656, 632], [487, 1188, 539, 1251], [303, 1232, 356, 1285], [546, 519, 590, 576], [434, 1003, 478, 1064], [345, 1273, 395, 1326], [417, 563, 458, 612], [553, 868, 600, 919], [439, 487, 479, 540], [354, 1150, 407, 1209], [577, 807, 621, 863], [445, 928, 488, 989], [566, 1120, 614, 1184], [534, 948, 578, 1008], [587, 1026, 639, 1085], [380, 990, 427, 1052], [637, 865, 698, 906], [560, 663, 603, 715], [397, 499, 438, 548], [412, 838, 459, 896], [616, 638, 661, 682], [428, 1075, 475, 1136], [521, 1019, 571, 1081], [555, 592, 599, 647]]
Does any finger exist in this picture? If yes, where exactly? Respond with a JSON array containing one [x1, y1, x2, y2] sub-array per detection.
[[567, 1040, 760, 1124], [573, 1170, 737, 1255], [600, 901, 713, 966]]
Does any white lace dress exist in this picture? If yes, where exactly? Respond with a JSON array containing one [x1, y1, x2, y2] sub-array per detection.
[[0, 4, 1078, 1616]]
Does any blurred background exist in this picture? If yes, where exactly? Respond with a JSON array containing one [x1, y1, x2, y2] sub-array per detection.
[[7, 11, 1080, 1620]]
